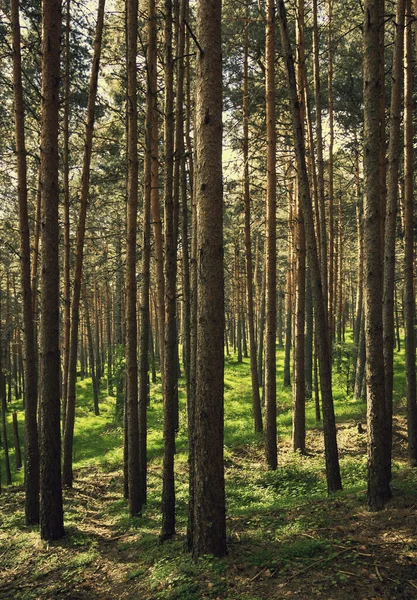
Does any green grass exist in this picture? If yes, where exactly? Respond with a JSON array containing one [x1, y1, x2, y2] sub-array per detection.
[[0, 339, 415, 599]]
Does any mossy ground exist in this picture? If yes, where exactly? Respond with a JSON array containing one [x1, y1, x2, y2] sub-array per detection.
[[1, 344, 417, 599]]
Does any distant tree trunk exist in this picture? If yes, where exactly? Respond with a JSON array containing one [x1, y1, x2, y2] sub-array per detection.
[[284, 209, 293, 388], [63, 0, 106, 488], [84, 292, 99, 416], [264, 0, 278, 470], [277, 0, 342, 493], [327, 0, 335, 342], [105, 282, 113, 394], [243, 16, 262, 432], [258, 264, 266, 388], [191, 0, 226, 559], [293, 0, 306, 454], [354, 312, 366, 401], [305, 271, 313, 400], [363, 0, 391, 510], [12, 412, 22, 470], [0, 298, 12, 485], [11, 0, 40, 524], [148, 0, 165, 382], [62, 0, 71, 435], [351, 138, 364, 391], [403, 0, 417, 465], [382, 0, 405, 479], [39, 0, 65, 541], [312, 0, 328, 322]]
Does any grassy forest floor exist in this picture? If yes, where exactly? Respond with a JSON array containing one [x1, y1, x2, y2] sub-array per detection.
[[1, 346, 417, 599]]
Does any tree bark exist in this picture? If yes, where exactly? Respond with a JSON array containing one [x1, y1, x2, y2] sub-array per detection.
[[39, 0, 65, 541], [191, 0, 226, 558], [277, 0, 342, 493], [403, 0, 417, 465], [382, 0, 405, 479], [363, 0, 391, 510], [62, 0, 106, 488], [243, 16, 262, 433], [11, 0, 40, 524], [161, 0, 177, 541], [264, 0, 278, 471]]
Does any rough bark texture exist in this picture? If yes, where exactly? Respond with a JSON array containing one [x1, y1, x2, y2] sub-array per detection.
[[403, 0, 417, 465], [191, 0, 226, 559], [382, 0, 405, 479], [11, 0, 40, 524], [39, 0, 65, 541], [124, 0, 141, 515], [277, 0, 342, 493], [161, 0, 176, 541], [363, 0, 391, 510], [264, 0, 278, 471]]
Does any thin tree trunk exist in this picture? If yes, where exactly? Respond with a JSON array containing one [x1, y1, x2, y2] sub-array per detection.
[[63, 0, 106, 488], [62, 0, 71, 435], [277, 0, 342, 493], [382, 0, 405, 479], [312, 0, 328, 323], [404, 0, 417, 465], [264, 0, 278, 470], [243, 17, 262, 432], [11, 0, 39, 524]]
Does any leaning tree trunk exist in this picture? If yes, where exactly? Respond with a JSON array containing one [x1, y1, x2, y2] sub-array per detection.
[[11, 0, 40, 525], [39, 0, 65, 541], [277, 0, 342, 493]]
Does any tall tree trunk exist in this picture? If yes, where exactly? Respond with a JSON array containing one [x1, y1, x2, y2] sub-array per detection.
[[161, 0, 177, 541], [148, 0, 165, 382], [125, 0, 141, 515], [293, 0, 306, 454], [312, 0, 328, 321], [264, 0, 278, 471], [363, 0, 391, 509], [277, 0, 342, 493], [404, 0, 417, 465], [327, 0, 335, 342], [11, 0, 40, 524], [62, 0, 71, 435], [382, 0, 405, 480], [243, 16, 262, 433], [63, 0, 106, 488], [39, 0, 65, 541], [191, 0, 226, 558]]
